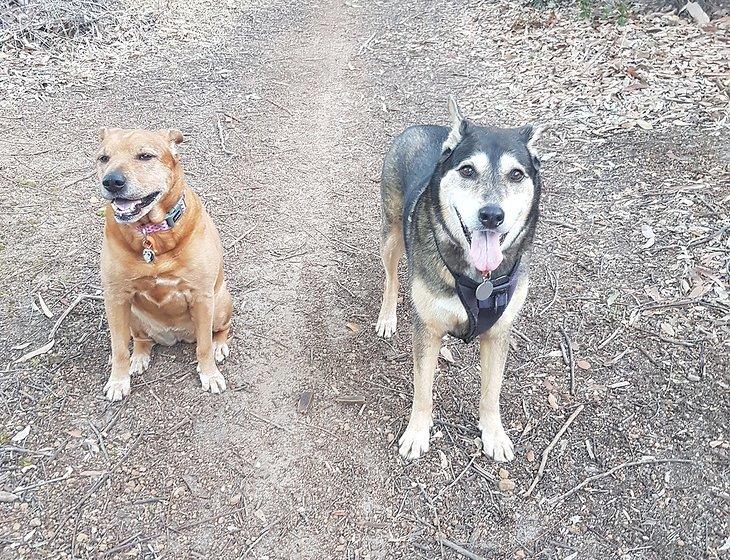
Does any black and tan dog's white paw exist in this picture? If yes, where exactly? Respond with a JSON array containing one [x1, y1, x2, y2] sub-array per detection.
[[480, 420, 515, 462], [375, 312, 397, 339], [398, 417, 433, 460]]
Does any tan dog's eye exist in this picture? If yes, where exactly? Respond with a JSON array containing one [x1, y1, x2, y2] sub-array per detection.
[[98, 155, 110, 163], [137, 153, 155, 161]]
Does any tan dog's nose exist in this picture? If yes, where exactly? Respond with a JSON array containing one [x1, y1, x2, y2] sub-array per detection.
[[102, 171, 126, 194]]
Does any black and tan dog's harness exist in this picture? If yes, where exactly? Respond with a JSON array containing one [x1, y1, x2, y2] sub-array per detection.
[[448, 258, 521, 343]]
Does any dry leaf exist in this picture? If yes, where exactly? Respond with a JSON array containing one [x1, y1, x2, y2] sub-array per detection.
[[548, 393, 559, 410], [660, 322, 676, 337], [526, 449, 536, 463], [640, 224, 655, 248], [345, 322, 360, 333], [67, 428, 83, 438], [439, 346, 455, 363], [576, 359, 591, 370], [12, 425, 30, 443], [439, 450, 448, 469], [297, 390, 315, 414]]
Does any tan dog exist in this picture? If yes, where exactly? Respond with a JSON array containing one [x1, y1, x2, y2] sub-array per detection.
[[96, 128, 232, 401]]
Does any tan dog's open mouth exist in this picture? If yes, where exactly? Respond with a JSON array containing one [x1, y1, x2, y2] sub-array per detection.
[[112, 191, 161, 223]]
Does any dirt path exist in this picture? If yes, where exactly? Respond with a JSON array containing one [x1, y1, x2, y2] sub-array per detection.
[[1, 0, 728, 558]]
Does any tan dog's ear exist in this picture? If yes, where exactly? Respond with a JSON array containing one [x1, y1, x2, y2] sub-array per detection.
[[99, 127, 108, 141], [159, 129, 184, 145], [169, 129, 184, 145]]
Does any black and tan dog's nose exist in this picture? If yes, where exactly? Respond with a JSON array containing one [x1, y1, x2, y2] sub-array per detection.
[[478, 204, 504, 229], [102, 171, 126, 193]]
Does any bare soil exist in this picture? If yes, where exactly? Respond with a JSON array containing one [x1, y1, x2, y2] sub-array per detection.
[[1, 1, 728, 559]]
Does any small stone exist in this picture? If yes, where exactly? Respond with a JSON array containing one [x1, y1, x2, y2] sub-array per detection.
[[229, 494, 242, 505], [0, 491, 19, 503], [498, 479, 516, 492], [498, 468, 510, 479], [687, 373, 700, 382], [526, 449, 536, 463], [77, 532, 89, 543], [30, 519, 41, 528]]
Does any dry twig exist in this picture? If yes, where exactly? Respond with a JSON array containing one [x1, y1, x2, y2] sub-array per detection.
[[550, 457, 694, 504], [524, 404, 585, 497]]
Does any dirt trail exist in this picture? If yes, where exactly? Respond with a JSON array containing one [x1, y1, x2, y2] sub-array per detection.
[[1, 0, 727, 558]]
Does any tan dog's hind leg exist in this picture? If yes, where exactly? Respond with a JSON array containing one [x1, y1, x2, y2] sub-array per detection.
[[376, 226, 404, 338], [191, 292, 227, 394], [212, 329, 230, 364], [104, 298, 132, 401], [399, 317, 441, 460], [212, 283, 232, 364], [130, 337, 154, 375], [478, 325, 515, 462]]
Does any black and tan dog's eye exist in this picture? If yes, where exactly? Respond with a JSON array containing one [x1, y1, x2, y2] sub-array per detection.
[[458, 165, 475, 178], [508, 169, 524, 182], [137, 153, 155, 161], [98, 155, 110, 163]]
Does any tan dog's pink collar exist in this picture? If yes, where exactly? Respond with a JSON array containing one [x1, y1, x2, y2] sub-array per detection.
[[137, 195, 186, 236]]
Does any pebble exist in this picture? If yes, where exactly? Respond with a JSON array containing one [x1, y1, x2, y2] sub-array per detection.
[[498, 479, 516, 492], [0, 491, 19, 503]]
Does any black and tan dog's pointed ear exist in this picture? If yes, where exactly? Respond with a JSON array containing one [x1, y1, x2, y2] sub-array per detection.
[[442, 95, 469, 153], [519, 123, 548, 155]]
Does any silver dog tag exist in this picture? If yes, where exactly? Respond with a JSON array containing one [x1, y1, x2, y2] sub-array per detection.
[[476, 279, 494, 301], [142, 248, 155, 263]]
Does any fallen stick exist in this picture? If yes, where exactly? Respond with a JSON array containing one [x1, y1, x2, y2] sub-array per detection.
[[559, 324, 576, 395], [523, 404, 585, 497], [225, 225, 256, 252], [105, 508, 248, 556], [436, 455, 477, 500], [241, 518, 281, 557], [550, 457, 694, 505], [16, 294, 104, 363], [216, 115, 234, 155], [439, 537, 486, 560]]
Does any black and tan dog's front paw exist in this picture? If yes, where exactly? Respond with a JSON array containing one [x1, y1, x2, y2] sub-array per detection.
[[398, 416, 433, 460], [480, 420, 515, 462]]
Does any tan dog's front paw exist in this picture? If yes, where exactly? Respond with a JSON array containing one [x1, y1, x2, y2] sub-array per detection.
[[213, 341, 230, 363], [480, 420, 515, 462], [199, 369, 227, 394], [398, 422, 431, 460], [104, 376, 131, 401]]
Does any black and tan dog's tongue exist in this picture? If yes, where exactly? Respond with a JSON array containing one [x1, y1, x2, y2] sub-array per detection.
[[468, 230, 503, 274]]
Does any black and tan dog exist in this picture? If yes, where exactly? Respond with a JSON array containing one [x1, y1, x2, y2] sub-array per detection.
[[376, 97, 545, 461], [96, 128, 232, 401]]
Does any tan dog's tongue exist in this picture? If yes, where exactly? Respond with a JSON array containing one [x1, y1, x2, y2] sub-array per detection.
[[469, 230, 503, 274]]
